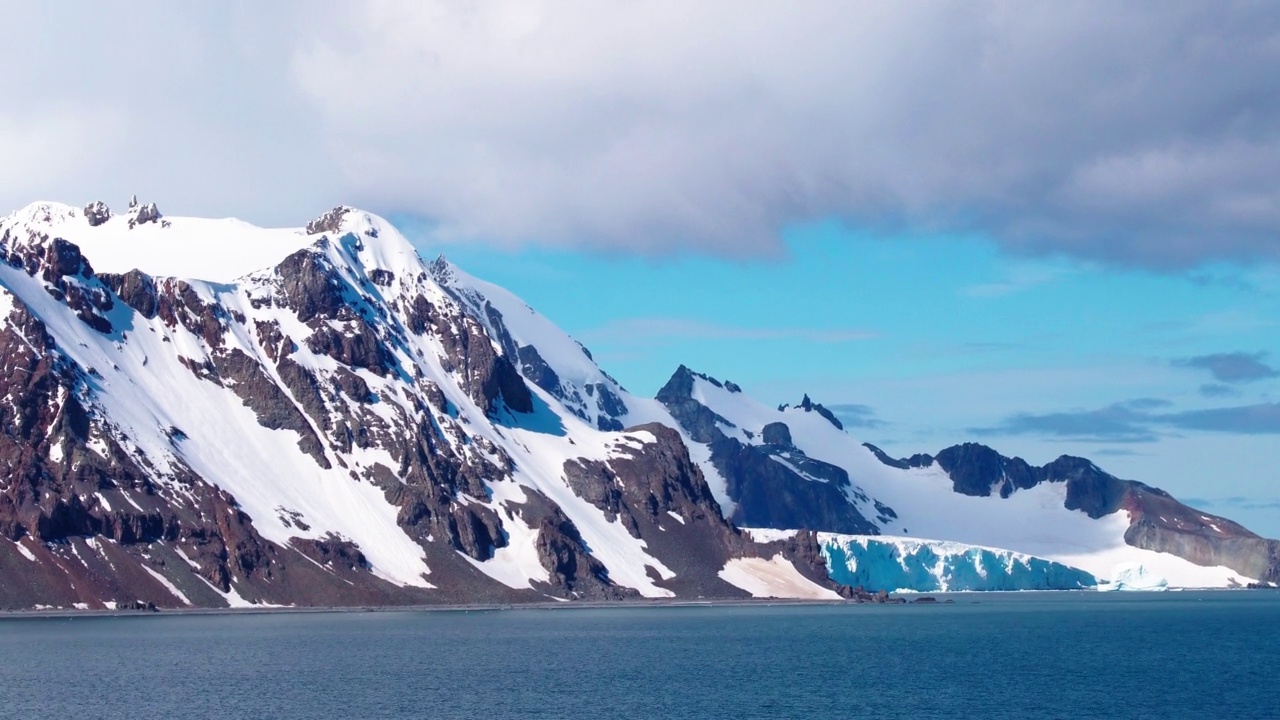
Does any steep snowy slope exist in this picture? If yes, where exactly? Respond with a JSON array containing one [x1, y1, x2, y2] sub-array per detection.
[[429, 249, 1279, 590], [0, 200, 807, 610], [2, 198, 1272, 611]]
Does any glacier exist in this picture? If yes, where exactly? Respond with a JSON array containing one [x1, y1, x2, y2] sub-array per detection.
[[818, 534, 1098, 592]]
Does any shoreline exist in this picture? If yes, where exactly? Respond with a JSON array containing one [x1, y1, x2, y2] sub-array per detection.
[[0, 596, 868, 620], [1, 587, 1264, 620]]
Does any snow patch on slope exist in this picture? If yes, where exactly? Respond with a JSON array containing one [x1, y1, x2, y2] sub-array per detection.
[[460, 481, 550, 590], [140, 565, 193, 606], [719, 556, 839, 600]]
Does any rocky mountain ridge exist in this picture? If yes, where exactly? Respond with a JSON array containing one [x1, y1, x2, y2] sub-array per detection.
[[0, 200, 1273, 611]]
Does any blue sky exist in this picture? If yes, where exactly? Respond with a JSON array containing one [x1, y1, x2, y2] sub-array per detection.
[[414, 218, 1280, 536]]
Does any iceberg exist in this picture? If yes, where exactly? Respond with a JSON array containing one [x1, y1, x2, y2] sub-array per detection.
[[1096, 563, 1169, 592]]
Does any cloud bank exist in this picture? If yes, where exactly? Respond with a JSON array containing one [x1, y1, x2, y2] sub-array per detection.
[[974, 399, 1280, 441], [4, 1, 1279, 267], [1175, 351, 1280, 383]]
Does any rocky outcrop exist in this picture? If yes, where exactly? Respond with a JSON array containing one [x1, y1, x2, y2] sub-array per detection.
[[779, 394, 844, 430], [657, 365, 737, 443], [1122, 488, 1280, 582], [304, 206, 352, 236], [433, 311, 532, 416], [557, 424, 750, 598], [100, 269, 159, 318], [131, 202, 161, 227], [872, 442, 1130, 504], [861, 443, 933, 470], [83, 201, 111, 227], [658, 366, 878, 535]]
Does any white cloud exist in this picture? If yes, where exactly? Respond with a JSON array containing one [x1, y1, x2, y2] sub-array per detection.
[[3, 1, 1279, 267]]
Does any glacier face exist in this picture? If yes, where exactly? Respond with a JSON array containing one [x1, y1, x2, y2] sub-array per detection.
[[819, 534, 1098, 592]]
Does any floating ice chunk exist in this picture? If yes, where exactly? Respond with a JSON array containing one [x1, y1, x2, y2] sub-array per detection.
[[1097, 563, 1169, 592]]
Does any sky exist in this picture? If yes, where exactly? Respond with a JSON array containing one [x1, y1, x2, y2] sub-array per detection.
[[3, 1, 1278, 534]]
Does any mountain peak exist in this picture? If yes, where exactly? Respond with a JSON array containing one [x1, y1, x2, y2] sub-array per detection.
[[657, 366, 742, 403], [1, 199, 425, 285], [6, 201, 80, 227]]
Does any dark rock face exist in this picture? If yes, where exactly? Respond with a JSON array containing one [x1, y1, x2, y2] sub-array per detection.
[[588, 383, 628, 431], [935, 443, 1041, 498], [278, 248, 347, 323], [517, 344, 560, 394], [711, 434, 877, 534], [556, 424, 749, 598], [428, 261, 628, 430], [658, 366, 878, 535], [306, 320, 396, 376], [433, 311, 533, 415], [100, 269, 159, 318], [761, 422, 792, 446], [870, 442, 1097, 501], [862, 443, 933, 470], [1121, 489, 1280, 583], [83, 201, 111, 227], [210, 349, 330, 466], [0, 234, 114, 334], [535, 511, 630, 599], [657, 365, 737, 443]]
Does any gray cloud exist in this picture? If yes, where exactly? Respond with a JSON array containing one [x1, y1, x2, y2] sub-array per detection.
[[2, 2, 1279, 268], [1092, 448, 1144, 457], [1199, 383, 1241, 398], [1164, 403, 1280, 434], [974, 398, 1280, 441], [1174, 351, 1280, 383], [1181, 496, 1280, 512], [970, 400, 1162, 443], [825, 404, 887, 429]]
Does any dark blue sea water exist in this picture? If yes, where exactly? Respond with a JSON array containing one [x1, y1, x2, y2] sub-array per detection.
[[1, 592, 1278, 720]]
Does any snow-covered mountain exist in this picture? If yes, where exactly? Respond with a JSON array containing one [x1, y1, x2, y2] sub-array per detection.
[[0, 199, 1273, 610], [652, 367, 1278, 589]]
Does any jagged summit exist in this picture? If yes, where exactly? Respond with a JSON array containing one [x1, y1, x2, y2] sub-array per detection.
[[657, 365, 742, 402], [778, 393, 844, 430], [0, 202, 421, 285]]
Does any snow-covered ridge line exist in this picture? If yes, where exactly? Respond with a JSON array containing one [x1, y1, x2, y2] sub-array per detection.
[[2, 200, 319, 283], [0, 200, 768, 609], [1, 197, 1273, 612]]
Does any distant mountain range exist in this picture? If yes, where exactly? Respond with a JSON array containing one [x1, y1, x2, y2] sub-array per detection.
[[0, 200, 1274, 610]]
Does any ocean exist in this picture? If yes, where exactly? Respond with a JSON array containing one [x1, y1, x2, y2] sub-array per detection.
[[1, 592, 1277, 719]]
